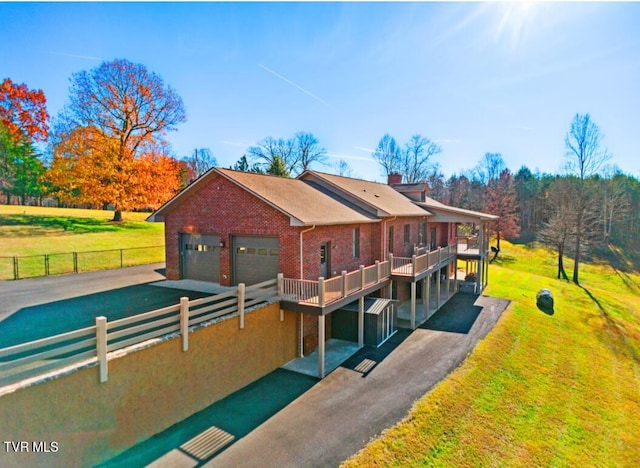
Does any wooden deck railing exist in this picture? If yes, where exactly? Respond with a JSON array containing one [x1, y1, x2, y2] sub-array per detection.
[[280, 243, 458, 308], [0, 279, 279, 389]]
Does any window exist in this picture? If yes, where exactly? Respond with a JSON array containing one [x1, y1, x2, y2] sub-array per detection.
[[352, 227, 360, 259], [258, 248, 268, 255], [388, 226, 394, 254], [418, 222, 427, 245], [404, 224, 410, 244]]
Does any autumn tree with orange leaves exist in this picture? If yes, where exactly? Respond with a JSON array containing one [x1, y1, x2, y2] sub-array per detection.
[[0, 78, 49, 203], [49, 59, 186, 220]]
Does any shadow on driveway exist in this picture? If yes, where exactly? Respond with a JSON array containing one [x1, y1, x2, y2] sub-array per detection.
[[340, 330, 411, 377], [0, 284, 210, 349], [97, 369, 318, 467], [420, 294, 482, 334]]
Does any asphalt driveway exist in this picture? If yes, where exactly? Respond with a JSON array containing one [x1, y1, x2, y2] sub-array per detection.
[[99, 293, 510, 468], [0, 264, 210, 348]]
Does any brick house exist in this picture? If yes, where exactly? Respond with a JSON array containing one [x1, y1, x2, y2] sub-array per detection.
[[149, 168, 496, 377]]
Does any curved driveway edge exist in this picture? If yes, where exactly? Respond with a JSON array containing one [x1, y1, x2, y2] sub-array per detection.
[[208, 294, 510, 468]]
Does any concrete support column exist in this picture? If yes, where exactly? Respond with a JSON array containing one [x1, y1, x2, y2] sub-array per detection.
[[318, 315, 325, 379], [437, 270, 441, 309], [486, 257, 489, 288], [410, 281, 416, 330], [358, 297, 364, 348], [426, 275, 431, 316], [299, 313, 304, 357], [422, 279, 428, 317]]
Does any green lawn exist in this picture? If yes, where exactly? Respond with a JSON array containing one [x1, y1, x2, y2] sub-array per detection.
[[0, 206, 165, 279], [344, 241, 640, 467]]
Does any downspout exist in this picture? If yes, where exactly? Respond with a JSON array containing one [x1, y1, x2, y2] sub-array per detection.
[[299, 224, 315, 358]]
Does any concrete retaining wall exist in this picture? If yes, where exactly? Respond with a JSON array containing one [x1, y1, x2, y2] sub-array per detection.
[[0, 302, 297, 468]]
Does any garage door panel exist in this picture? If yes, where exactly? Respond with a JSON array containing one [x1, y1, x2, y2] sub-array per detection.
[[181, 233, 220, 282], [233, 236, 279, 285]]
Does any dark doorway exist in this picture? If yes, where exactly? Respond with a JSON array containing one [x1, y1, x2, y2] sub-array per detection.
[[320, 242, 331, 278]]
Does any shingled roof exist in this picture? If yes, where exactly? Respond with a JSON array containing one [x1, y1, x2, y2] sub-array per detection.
[[299, 171, 432, 218], [416, 196, 498, 222], [149, 168, 378, 226]]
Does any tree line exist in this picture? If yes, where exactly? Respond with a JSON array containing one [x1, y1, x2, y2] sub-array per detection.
[[2, 60, 638, 281], [367, 116, 638, 283]]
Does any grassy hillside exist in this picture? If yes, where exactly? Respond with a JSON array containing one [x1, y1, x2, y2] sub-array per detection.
[[0, 206, 164, 279], [344, 241, 640, 467]]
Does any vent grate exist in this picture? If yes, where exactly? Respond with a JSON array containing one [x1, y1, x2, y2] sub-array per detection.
[[354, 358, 377, 374], [180, 425, 235, 461]]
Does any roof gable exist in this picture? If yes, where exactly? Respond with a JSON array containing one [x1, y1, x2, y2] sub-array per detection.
[[149, 168, 378, 226]]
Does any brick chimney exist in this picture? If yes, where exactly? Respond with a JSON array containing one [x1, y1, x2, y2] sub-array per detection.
[[387, 173, 402, 185]]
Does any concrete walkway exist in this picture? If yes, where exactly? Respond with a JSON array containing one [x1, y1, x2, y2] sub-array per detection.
[[139, 293, 509, 468]]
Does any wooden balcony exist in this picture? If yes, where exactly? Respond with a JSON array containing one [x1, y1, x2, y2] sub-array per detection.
[[279, 244, 458, 315], [456, 236, 489, 259], [390, 244, 457, 282]]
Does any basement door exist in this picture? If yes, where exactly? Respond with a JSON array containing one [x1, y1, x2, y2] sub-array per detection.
[[232, 236, 279, 285], [181, 233, 220, 282]]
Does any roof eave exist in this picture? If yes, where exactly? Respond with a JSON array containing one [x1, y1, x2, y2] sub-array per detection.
[[291, 218, 380, 227]]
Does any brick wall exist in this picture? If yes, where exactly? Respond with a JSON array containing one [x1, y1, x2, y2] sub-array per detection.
[[164, 173, 299, 284], [164, 172, 392, 286], [384, 216, 430, 257]]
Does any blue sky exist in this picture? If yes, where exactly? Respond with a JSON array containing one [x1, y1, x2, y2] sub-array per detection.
[[1, 1, 638, 181]]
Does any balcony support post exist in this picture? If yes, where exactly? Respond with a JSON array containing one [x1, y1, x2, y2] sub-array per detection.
[[423, 278, 429, 318], [410, 281, 416, 330], [358, 296, 364, 348], [318, 315, 325, 379], [437, 268, 441, 309]]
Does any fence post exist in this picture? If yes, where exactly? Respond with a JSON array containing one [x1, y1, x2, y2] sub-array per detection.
[[13, 256, 18, 280], [277, 273, 284, 299], [341, 270, 347, 297], [238, 283, 246, 329], [44, 254, 49, 277], [359, 265, 365, 289], [180, 297, 189, 351], [96, 316, 108, 383], [120, 249, 123, 268], [73, 252, 78, 273], [318, 277, 325, 307], [389, 253, 394, 272], [277, 273, 285, 321], [412, 254, 417, 276], [376, 260, 381, 282]]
